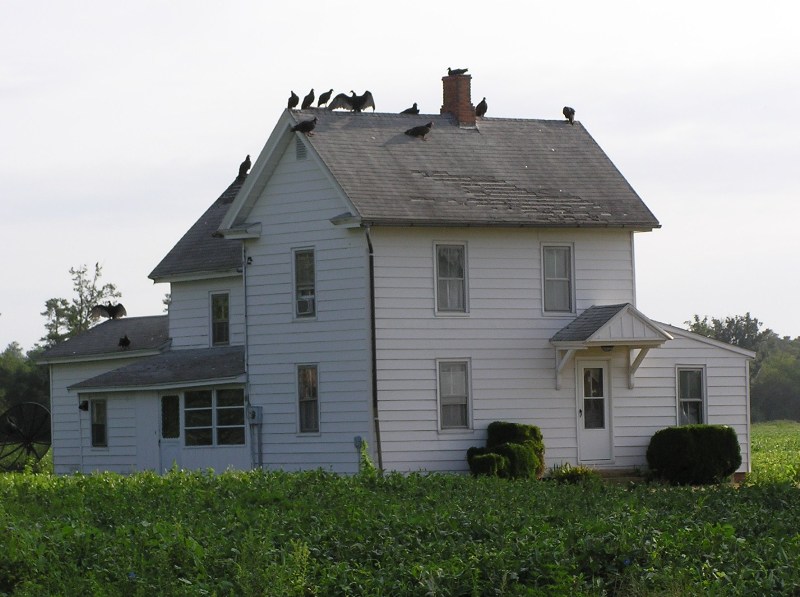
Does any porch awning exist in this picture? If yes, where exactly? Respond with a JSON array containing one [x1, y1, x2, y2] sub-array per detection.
[[550, 303, 673, 389]]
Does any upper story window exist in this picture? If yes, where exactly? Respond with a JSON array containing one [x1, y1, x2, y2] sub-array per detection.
[[294, 248, 316, 318], [435, 243, 467, 313], [542, 245, 574, 313], [297, 364, 319, 433], [678, 367, 705, 425], [91, 399, 107, 448], [211, 293, 230, 345]]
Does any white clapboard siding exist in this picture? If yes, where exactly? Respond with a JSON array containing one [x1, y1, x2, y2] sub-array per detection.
[[168, 276, 244, 348], [370, 226, 638, 472], [242, 138, 372, 474]]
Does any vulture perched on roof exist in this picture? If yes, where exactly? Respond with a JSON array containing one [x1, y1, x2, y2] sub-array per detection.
[[404, 121, 433, 140], [288, 91, 299, 110], [301, 89, 315, 110], [291, 117, 318, 136], [475, 97, 488, 117], [400, 103, 419, 114], [447, 67, 468, 76], [238, 154, 251, 178], [118, 335, 131, 348], [563, 106, 576, 125], [328, 90, 375, 112], [317, 89, 334, 107], [90, 303, 127, 319]]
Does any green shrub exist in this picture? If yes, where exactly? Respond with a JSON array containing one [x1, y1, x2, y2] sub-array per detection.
[[548, 463, 601, 484], [646, 425, 742, 485], [468, 422, 545, 479]]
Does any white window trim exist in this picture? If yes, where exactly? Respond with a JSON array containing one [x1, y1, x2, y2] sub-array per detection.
[[296, 363, 321, 435], [541, 242, 575, 315], [433, 241, 469, 316], [209, 291, 230, 346], [292, 247, 317, 320], [436, 358, 473, 432], [676, 365, 707, 425]]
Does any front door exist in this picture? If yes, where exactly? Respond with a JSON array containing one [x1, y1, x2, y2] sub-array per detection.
[[159, 394, 181, 472], [577, 361, 612, 462]]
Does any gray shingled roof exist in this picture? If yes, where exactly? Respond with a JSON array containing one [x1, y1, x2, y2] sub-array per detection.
[[37, 316, 169, 362], [289, 110, 659, 229], [70, 345, 245, 391], [149, 177, 245, 281], [550, 304, 630, 342]]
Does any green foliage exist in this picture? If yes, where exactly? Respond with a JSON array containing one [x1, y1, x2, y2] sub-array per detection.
[[751, 351, 800, 422], [2, 451, 800, 596], [39, 263, 121, 348], [547, 463, 602, 485], [0, 343, 48, 411], [746, 421, 800, 485], [686, 312, 775, 354], [647, 425, 742, 485], [468, 422, 545, 479]]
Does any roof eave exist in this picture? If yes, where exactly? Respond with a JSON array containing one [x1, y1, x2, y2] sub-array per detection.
[[69, 373, 248, 394], [149, 269, 242, 284], [36, 346, 167, 366]]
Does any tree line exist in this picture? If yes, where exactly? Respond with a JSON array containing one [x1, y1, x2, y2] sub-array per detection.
[[1, 266, 799, 422]]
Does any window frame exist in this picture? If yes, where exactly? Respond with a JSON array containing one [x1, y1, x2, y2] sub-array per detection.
[[434, 242, 468, 315], [297, 364, 320, 434], [210, 292, 230, 346], [183, 388, 246, 448], [293, 248, 316, 319], [436, 359, 472, 431], [677, 366, 706, 425], [542, 243, 575, 314], [90, 399, 108, 448]]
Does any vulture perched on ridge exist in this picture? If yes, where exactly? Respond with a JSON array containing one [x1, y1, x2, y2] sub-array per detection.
[[563, 106, 576, 125], [90, 303, 127, 319], [475, 97, 488, 117], [301, 89, 315, 110], [317, 89, 334, 107], [400, 103, 419, 114], [328, 90, 375, 112], [288, 91, 299, 110]]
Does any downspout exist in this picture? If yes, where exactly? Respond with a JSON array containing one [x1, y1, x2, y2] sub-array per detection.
[[242, 242, 262, 469], [365, 226, 383, 470]]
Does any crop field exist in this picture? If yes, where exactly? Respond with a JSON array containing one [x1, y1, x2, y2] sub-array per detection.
[[1, 423, 800, 596]]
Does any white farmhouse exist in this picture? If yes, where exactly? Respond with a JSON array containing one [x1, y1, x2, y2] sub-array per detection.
[[39, 74, 755, 476]]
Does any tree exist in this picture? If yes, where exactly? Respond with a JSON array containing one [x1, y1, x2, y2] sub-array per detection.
[[0, 342, 49, 411], [686, 312, 776, 353], [40, 263, 121, 347]]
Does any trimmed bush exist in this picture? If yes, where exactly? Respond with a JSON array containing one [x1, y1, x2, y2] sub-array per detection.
[[468, 422, 545, 479], [646, 424, 742, 485], [548, 463, 601, 485]]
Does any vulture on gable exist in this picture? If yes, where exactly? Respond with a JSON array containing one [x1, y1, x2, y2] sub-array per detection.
[[328, 90, 375, 112], [288, 91, 299, 110], [301, 89, 315, 110], [563, 106, 576, 125], [317, 89, 334, 107], [90, 303, 127, 319]]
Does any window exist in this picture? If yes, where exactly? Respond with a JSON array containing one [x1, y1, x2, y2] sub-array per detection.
[[543, 245, 573, 313], [211, 293, 230, 345], [436, 244, 467, 313], [91, 399, 107, 447], [297, 365, 319, 433], [294, 249, 316, 318], [184, 389, 245, 446], [161, 395, 180, 439], [678, 368, 705, 425], [438, 360, 470, 429]]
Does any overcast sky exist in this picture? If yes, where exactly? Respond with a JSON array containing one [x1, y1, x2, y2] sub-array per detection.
[[2, 1, 798, 352]]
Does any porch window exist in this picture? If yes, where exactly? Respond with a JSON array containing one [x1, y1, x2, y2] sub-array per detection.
[[678, 368, 705, 425], [543, 245, 573, 313], [184, 389, 245, 446], [294, 249, 316, 318], [298, 365, 319, 433], [438, 360, 470, 429], [211, 293, 230, 346], [435, 244, 467, 313], [90, 399, 107, 447]]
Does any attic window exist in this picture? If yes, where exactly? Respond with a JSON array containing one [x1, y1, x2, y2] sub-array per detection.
[[295, 138, 307, 161]]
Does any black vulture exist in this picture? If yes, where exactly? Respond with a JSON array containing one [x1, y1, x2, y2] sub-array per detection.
[[400, 103, 419, 114], [317, 89, 334, 107], [447, 67, 468, 76], [405, 121, 433, 140], [288, 91, 299, 110], [291, 117, 318, 136], [475, 97, 488, 117], [301, 89, 315, 110], [328, 90, 375, 112], [90, 303, 127, 319], [563, 106, 575, 125], [238, 154, 251, 178], [118, 335, 130, 348]]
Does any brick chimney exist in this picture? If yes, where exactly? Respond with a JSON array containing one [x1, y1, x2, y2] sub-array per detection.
[[441, 73, 476, 127]]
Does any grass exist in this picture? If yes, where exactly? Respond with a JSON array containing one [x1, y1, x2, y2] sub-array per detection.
[[0, 423, 798, 595], [747, 420, 800, 485]]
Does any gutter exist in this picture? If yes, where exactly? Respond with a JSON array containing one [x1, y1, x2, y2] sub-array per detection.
[[365, 226, 383, 470]]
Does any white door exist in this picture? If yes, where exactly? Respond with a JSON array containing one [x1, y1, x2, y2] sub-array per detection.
[[159, 394, 181, 472], [577, 360, 612, 462]]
